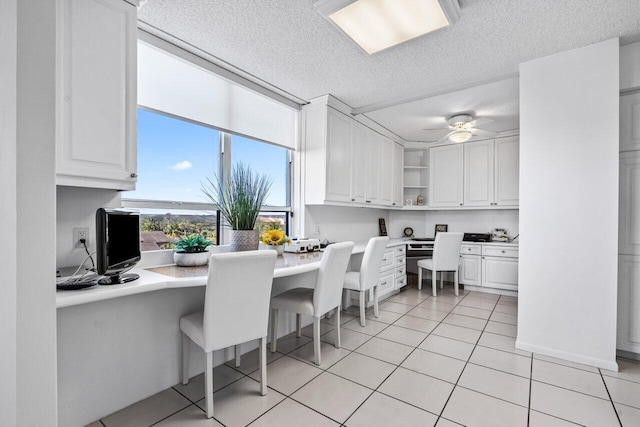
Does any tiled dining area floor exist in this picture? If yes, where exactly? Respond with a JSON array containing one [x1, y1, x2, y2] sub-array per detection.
[[88, 283, 640, 427]]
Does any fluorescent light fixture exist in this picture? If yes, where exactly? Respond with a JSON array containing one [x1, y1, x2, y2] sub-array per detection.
[[315, 0, 461, 54], [448, 130, 472, 143]]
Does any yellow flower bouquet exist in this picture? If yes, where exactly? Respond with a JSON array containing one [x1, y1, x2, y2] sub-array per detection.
[[261, 229, 291, 246]]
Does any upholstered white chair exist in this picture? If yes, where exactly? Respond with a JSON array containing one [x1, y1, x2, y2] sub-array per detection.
[[342, 236, 389, 326], [180, 250, 277, 418], [270, 241, 354, 365], [417, 232, 464, 297]]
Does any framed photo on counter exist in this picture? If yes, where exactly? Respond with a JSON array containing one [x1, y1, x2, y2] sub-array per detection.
[[435, 224, 448, 235]]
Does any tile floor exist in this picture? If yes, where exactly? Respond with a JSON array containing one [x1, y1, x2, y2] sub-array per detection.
[[88, 283, 640, 427]]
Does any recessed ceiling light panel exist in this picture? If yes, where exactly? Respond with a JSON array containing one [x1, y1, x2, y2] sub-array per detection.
[[315, 0, 461, 54]]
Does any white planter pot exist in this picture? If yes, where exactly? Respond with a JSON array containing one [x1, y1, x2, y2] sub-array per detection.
[[174, 251, 210, 267]]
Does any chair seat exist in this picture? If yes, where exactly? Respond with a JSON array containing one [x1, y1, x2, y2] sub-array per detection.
[[180, 311, 204, 348], [271, 288, 315, 316], [417, 258, 433, 270], [342, 271, 361, 291]]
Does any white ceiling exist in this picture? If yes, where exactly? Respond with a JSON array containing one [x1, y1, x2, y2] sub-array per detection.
[[139, 0, 640, 141]]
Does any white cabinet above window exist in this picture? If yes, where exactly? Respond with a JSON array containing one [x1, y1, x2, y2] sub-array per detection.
[[56, 0, 137, 190]]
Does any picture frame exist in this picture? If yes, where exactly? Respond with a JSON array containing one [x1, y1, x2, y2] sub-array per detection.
[[434, 224, 448, 235], [379, 218, 388, 236]]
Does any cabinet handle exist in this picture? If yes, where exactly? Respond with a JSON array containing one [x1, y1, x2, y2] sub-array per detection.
[[382, 258, 388, 262], [381, 281, 387, 286], [351, 198, 355, 202], [366, 200, 371, 203], [392, 203, 396, 206], [501, 250, 506, 253], [460, 203, 463, 206], [130, 173, 137, 178]]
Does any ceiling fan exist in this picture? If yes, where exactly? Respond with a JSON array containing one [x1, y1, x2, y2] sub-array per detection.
[[423, 114, 498, 143]]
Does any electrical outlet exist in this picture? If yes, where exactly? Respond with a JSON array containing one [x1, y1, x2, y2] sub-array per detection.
[[73, 227, 89, 249], [313, 224, 321, 235]]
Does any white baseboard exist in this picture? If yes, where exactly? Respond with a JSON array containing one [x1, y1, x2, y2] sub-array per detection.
[[516, 340, 619, 372]]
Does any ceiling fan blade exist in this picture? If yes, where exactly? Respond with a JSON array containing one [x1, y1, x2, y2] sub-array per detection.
[[467, 117, 494, 127], [470, 128, 499, 137], [437, 131, 455, 143], [422, 126, 450, 131]]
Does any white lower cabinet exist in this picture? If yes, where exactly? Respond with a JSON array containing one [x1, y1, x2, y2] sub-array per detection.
[[459, 244, 518, 292], [355, 245, 407, 307], [482, 256, 519, 291], [618, 255, 640, 354], [460, 255, 481, 287]]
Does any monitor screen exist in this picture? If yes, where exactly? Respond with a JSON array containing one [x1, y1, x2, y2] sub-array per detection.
[[96, 208, 141, 281]]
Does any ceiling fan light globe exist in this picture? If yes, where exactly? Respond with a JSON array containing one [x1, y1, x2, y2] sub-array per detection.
[[448, 130, 472, 143]]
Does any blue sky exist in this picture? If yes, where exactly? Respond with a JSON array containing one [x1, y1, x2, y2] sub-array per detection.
[[125, 109, 288, 206]]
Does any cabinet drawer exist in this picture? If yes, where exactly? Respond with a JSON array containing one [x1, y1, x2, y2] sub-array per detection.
[[461, 244, 481, 255], [394, 265, 406, 278], [482, 246, 519, 258], [394, 246, 406, 256], [380, 250, 394, 271], [395, 275, 407, 289], [378, 271, 395, 294], [395, 255, 406, 267]]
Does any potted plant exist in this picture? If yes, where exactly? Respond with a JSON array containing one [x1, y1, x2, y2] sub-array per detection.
[[202, 162, 272, 252], [261, 229, 291, 256], [173, 234, 212, 266]]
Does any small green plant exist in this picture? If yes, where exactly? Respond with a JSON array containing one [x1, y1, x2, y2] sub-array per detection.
[[173, 234, 211, 253]]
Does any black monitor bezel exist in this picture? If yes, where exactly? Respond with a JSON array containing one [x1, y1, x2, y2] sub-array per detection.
[[96, 208, 141, 278]]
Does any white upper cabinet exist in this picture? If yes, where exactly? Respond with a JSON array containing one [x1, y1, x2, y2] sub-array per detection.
[[379, 136, 394, 206], [350, 122, 367, 203], [392, 143, 404, 207], [464, 140, 495, 206], [57, 0, 137, 190], [429, 144, 464, 207], [364, 129, 381, 205], [621, 92, 640, 152], [495, 136, 520, 206], [620, 151, 640, 255], [325, 109, 353, 203]]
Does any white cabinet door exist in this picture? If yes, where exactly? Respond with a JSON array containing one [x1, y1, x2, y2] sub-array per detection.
[[379, 136, 394, 206], [392, 143, 404, 207], [57, 0, 137, 190], [482, 256, 518, 291], [620, 151, 640, 255], [429, 144, 464, 207], [459, 255, 481, 286], [325, 109, 353, 202], [617, 255, 640, 353], [495, 136, 520, 206], [350, 122, 367, 203], [464, 140, 495, 206], [365, 129, 381, 205], [621, 92, 640, 152]]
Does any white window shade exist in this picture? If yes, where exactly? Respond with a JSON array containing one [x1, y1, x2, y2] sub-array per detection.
[[138, 42, 297, 150]]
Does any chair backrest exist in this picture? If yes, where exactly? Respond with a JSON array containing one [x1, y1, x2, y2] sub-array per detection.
[[432, 232, 464, 271], [202, 250, 277, 352], [313, 241, 355, 316], [359, 237, 389, 291]]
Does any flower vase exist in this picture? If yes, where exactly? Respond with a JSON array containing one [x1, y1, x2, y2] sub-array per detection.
[[269, 245, 285, 256], [230, 229, 259, 252]]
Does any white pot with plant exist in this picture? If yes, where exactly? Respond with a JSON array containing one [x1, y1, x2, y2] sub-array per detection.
[[202, 162, 272, 252], [261, 229, 291, 256], [173, 234, 212, 266]]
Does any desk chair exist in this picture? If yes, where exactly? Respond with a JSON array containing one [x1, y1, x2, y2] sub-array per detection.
[[342, 237, 389, 326], [270, 241, 354, 365], [417, 233, 464, 297], [179, 250, 277, 418]]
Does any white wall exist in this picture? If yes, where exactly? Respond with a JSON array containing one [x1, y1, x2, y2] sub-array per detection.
[[388, 209, 519, 239], [304, 205, 389, 243], [0, 0, 18, 425], [621, 41, 640, 91], [15, 0, 59, 423], [56, 186, 121, 268], [518, 38, 619, 370]]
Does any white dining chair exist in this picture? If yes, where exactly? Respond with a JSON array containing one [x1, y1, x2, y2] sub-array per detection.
[[417, 232, 464, 297], [179, 250, 277, 419], [270, 241, 354, 365], [342, 237, 389, 326]]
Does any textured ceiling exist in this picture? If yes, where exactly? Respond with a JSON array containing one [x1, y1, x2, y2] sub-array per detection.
[[139, 0, 640, 140]]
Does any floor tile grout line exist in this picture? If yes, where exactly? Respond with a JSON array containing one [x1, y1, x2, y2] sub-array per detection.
[[146, 401, 200, 427], [527, 348, 533, 427], [598, 368, 624, 426], [530, 378, 619, 402]]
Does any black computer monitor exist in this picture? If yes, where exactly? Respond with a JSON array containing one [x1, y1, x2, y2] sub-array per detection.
[[96, 208, 141, 285]]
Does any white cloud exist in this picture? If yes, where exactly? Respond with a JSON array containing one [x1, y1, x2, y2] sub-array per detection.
[[169, 160, 192, 171]]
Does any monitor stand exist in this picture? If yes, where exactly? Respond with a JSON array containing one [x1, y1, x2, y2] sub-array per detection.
[[98, 273, 140, 285]]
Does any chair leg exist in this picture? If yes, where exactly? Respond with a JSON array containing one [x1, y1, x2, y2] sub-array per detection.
[[234, 344, 241, 368], [313, 317, 322, 366], [205, 351, 214, 418], [418, 267, 422, 290], [271, 309, 278, 353], [259, 336, 267, 396], [440, 271, 444, 289], [373, 285, 379, 318], [359, 291, 366, 327], [335, 306, 341, 349], [432, 270, 437, 297], [454, 270, 459, 296], [296, 313, 302, 338], [181, 332, 190, 385]]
